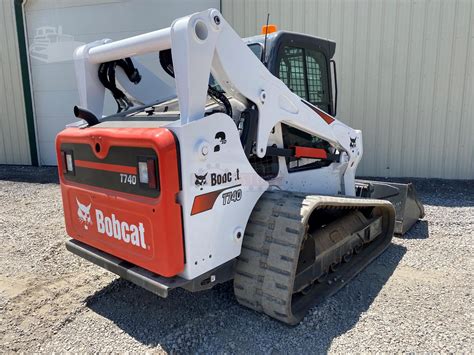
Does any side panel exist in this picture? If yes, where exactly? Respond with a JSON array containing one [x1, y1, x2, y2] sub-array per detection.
[[56, 127, 184, 277], [169, 113, 268, 279]]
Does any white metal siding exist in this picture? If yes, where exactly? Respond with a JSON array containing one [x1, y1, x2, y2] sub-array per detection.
[[222, 0, 473, 179], [0, 1, 31, 165]]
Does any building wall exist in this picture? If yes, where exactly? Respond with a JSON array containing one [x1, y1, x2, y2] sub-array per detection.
[[0, 0, 31, 165], [222, 0, 473, 179], [23, 0, 219, 165], [0, 0, 472, 177]]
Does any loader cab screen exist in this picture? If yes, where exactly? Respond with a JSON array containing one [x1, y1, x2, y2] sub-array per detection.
[[277, 46, 331, 113]]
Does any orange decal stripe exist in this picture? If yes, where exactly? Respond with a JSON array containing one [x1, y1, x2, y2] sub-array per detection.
[[75, 160, 137, 175], [317, 109, 335, 124], [191, 185, 241, 216], [302, 100, 336, 124]]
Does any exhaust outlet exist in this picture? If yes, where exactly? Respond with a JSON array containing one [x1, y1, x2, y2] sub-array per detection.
[[74, 106, 100, 126]]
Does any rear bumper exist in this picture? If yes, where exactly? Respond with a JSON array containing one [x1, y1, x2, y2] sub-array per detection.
[[66, 239, 236, 296], [66, 239, 188, 298]]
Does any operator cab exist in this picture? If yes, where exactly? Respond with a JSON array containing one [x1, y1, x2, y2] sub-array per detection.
[[243, 31, 339, 179], [244, 30, 337, 116]]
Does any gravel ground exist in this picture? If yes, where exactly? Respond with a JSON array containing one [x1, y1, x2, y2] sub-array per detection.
[[0, 165, 472, 353]]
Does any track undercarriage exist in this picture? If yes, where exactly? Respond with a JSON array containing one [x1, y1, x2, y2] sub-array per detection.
[[234, 191, 396, 325]]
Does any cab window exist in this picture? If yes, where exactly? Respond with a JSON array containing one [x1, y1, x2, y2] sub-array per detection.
[[278, 46, 330, 113], [248, 43, 263, 59]]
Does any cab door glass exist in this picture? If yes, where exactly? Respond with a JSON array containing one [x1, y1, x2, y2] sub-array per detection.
[[277, 46, 333, 172], [278, 47, 307, 99], [306, 49, 329, 112], [278, 46, 330, 113]]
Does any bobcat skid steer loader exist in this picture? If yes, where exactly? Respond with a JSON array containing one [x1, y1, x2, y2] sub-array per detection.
[[57, 9, 424, 325]]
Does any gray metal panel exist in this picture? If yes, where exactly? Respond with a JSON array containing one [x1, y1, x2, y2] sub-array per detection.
[[222, 0, 473, 179], [0, 0, 31, 165]]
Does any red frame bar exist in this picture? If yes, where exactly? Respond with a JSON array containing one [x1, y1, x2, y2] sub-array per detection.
[[293, 146, 328, 159]]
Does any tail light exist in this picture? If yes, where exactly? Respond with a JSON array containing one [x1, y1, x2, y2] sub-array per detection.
[[61, 150, 75, 174], [138, 157, 158, 189]]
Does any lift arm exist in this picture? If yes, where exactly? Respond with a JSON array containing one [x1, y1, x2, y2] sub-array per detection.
[[73, 8, 362, 194]]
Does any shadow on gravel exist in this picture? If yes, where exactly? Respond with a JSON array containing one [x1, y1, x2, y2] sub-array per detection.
[[85, 244, 406, 353], [401, 220, 429, 240], [0, 165, 58, 184]]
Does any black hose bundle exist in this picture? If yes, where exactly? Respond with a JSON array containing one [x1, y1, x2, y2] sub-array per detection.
[[207, 85, 232, 118], [98, 57, 141, 113], [159, 49, 174, 78]]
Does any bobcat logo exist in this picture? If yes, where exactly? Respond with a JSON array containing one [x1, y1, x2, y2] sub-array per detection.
[[194, 173, 207, 190], [350, 137, 357, 148], [76, 198, 93, 230]]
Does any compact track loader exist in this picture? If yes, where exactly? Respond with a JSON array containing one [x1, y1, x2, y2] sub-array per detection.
[[57, 9, 424, 324]]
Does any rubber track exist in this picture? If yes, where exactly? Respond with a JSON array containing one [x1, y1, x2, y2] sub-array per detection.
[[233, 190, 394, 325]]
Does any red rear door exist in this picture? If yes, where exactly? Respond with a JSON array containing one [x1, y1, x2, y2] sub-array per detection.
[[56, 127, 184, 277]]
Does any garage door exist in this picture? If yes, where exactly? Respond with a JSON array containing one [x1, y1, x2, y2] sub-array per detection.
[[25, 0, 220, 165]]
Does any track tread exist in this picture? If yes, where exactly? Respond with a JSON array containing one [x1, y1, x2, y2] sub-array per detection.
[[233, 190, 395, 325], [234, 192, 304, 324]]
